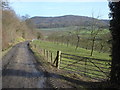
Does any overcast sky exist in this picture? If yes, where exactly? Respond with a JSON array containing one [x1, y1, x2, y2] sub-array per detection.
[[10, 1, 110, 19]]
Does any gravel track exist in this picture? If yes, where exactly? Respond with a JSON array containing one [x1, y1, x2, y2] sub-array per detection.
[[2, 41, 52, 88]]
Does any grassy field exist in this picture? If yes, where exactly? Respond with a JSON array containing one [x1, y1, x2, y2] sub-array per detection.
[[36, 26, 110, 35], [31, 40, 111, 80], [32, 40, 110, 60], [36, 26, 78, 31], [37, 27, 110, 54]]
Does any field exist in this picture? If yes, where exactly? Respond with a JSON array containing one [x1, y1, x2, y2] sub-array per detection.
[[36, 26, 110, 37], [31, 40, 111, 81], [34, 26, 111, 81], [36, 26, 77, 38], [32, 40, 110, 60]]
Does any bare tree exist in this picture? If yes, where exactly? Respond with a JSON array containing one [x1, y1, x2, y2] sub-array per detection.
[[90, 13, 102, 56], [75, 27, 81, 50], [66, 32, 71, 47], [2, 1, 40, 49]]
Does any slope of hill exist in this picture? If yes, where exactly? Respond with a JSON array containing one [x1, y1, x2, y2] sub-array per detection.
[[101, 19, 110, 24], [30, 15, 109, 28]]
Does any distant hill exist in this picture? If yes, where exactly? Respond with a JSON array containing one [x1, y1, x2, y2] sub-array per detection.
[[101, 19, 110, 24], [30, 15, 109, 28]]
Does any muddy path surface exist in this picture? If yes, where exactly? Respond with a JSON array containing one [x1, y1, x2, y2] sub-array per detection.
[[2, 41, 52, 88]]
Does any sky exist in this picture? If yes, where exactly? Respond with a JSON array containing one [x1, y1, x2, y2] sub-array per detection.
[[9, 1, 110, 19]]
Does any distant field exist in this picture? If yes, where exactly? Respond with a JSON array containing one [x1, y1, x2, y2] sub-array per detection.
[[36, 26, 109, 33], [36, 26, 77, 36], [36, 26, 110, 38], [37, 26, 78, 31]]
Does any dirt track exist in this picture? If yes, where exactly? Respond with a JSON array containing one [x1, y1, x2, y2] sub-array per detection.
[[2, 41, 52, 88]]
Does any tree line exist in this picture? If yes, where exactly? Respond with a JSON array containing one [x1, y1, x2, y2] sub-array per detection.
[[1, 0, 42, 50], [47, 26, 111, 56]]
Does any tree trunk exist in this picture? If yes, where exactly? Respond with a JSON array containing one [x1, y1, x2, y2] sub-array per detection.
[[90, 37, 95, 56], [67, 40, 69, 47], [109, 2, 120, 85], [99, 43, 104, 53], [75, 35, 80, 50]]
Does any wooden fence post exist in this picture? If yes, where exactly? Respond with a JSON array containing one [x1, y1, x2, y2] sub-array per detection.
[[51, 52, 53, 63], [47, 50, 49, 62], [56, 51, 61, 69], [84, 59, 87, 76], [34, 44, 36, 48], [44, 49, 46, 56], [41, 49, 43, 55]]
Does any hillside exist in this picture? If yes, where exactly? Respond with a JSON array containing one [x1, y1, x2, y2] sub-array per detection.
[[30, 15, 109, 28], [2, 2, 39, 50]]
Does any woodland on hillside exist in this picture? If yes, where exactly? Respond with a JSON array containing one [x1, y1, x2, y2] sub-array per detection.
[[1, 1, 41, 50], [30, 15, 109, 28]]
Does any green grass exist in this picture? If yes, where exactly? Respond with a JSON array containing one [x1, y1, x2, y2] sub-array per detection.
[[37, 26, 110, 37], [60, 54, 110, 80], [31, 40, 111, 80], [36, 26, 79, 31], [32, 40, 111, 60]]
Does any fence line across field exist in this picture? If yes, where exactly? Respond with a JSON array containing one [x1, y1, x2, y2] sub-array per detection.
[[38, 48, 111, 81]]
